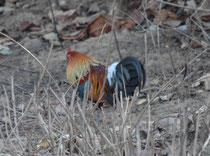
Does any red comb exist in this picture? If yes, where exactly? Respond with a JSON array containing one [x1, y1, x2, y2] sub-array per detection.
[[67, 47, 71, 53]]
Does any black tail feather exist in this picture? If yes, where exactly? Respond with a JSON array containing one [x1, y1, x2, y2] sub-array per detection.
[[115, 56, 146, 97]]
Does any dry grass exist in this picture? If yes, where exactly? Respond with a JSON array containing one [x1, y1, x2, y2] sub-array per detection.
[[0, 0, 210, 156], [0, 76, 209, 155]]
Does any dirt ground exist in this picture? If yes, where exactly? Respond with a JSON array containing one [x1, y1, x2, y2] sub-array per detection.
[[0, 0, 210, 155]]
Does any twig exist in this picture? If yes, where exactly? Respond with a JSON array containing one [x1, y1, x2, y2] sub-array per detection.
[[2, 92, 35, 152], [171, 118, 178, 155], [162, 25, 202, 46], [136, 125, 141, 155], [91, 1, 117, 112], [198, 134, 210, 156], [0, 80, 27, 92], [50, 87, 94, 151], [11, 76, 25, 151], [157, 0, 210, 12], [0, 126, 16, 155], [130, 48, 209, 133], [113, 29, 122, 60], [89, 1, 118, 152], [48, 0, 63, 47], [166, 34, 176, 75], [0, 64, 38, 73], [97, 23, 108, 43], [36, 43, 53, 103], [118, 90, 138, 142], [179, 101, 187, 156], [145, 103, 151, 149], [193, 111, 201, 156], [0, 32, 61, 92], [1, 85, 18, 154]]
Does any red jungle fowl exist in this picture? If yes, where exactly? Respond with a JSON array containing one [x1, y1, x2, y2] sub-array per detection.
[[66, 47, 146, 106]]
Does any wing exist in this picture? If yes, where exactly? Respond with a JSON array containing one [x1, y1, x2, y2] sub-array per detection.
[[88, 65, 113, 104]]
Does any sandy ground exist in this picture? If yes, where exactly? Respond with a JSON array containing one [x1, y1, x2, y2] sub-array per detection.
[[0, 0, 210, 155]]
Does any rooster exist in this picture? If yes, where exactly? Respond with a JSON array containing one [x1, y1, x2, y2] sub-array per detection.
[[66, 47, 146, 106]]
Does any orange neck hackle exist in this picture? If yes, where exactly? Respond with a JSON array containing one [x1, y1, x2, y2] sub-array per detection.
[[66, 47, 102, 86]]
